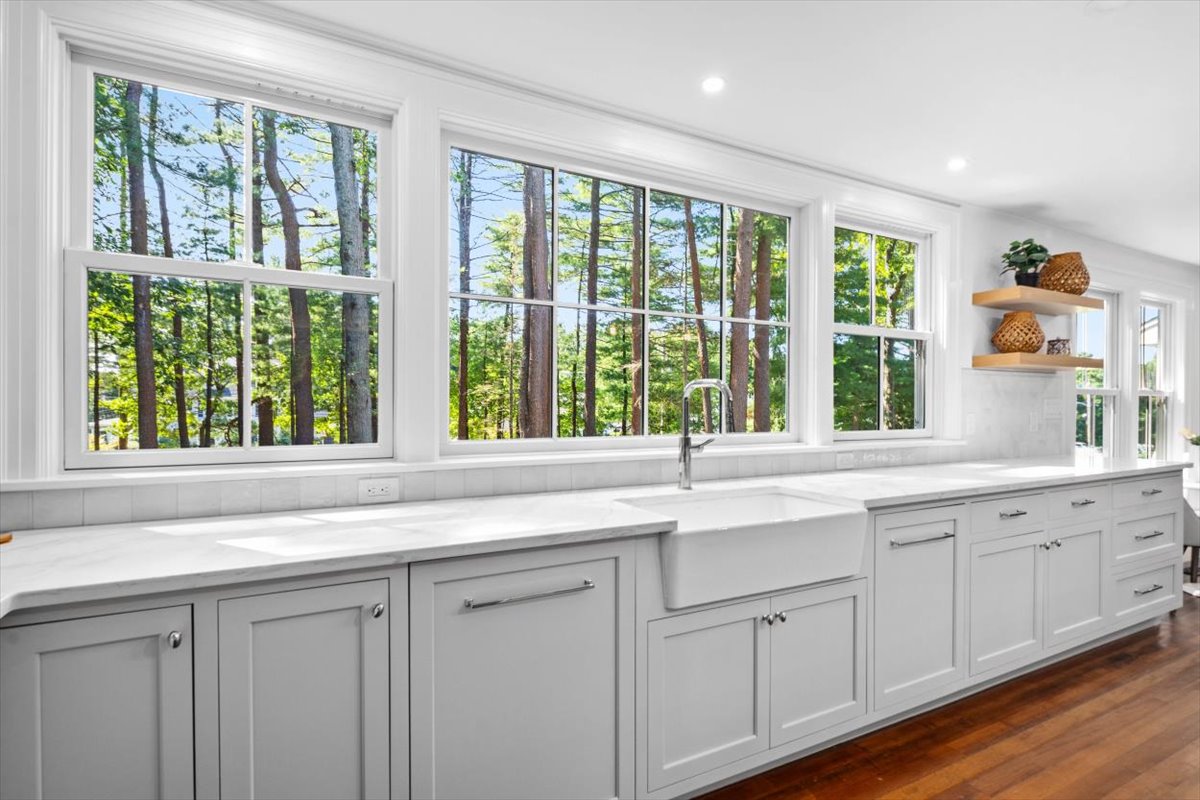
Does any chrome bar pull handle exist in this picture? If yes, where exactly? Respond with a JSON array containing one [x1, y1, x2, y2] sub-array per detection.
[[890, 532, 954, 548], [999, 509, 1028, 519], [464, 579, 595, 610], [167, 631, 183, 649], [1141, 488, 1164, 497], [1134, 584, 1164, 596], [1134, 530, 1165, 541], [1071, 498, 1096, 507]]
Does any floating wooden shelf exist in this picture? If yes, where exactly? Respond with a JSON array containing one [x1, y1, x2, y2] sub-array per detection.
[[972, 286, 1103, 316], [972, 353, 1104, 372]]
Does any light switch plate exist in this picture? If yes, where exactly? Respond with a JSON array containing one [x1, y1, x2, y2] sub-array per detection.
[[358, 477, 400, 504]]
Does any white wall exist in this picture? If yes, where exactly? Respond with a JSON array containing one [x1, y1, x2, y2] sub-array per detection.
[[0, 0, 1196, 527]]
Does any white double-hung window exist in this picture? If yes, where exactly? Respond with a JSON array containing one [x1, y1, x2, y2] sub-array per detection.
[[1136, 301, 1169, 459], [832, 224, 931, 438], [1074, 290, 1116, 455], [64, 58, 393, 467]]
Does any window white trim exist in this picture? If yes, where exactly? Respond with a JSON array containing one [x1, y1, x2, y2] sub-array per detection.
[[63, 55, 397, 468], [831, 219, 934, 440], [438, 132, 803, 455]]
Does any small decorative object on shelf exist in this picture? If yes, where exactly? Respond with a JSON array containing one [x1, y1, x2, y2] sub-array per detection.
[[991, 310, 1045, 353], [1000, 239, 1050, 287], [1046, 338, 1071, 356], [1181, 427, 1200, 446], [1040, 251, 1090, 294]]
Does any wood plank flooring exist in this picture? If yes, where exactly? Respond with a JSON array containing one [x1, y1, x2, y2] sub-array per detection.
[[701, 595, 1200, 800]]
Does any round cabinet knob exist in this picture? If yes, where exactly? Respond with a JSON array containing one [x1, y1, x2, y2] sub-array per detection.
[[371, 603, 386, 619], [167, 631, 183, 649], [777, 611, 787, 623], [1054, 539, 1064, 548], [762, 613, 775, 626]]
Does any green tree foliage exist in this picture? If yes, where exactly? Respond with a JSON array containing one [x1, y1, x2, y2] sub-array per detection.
[[88, 75, 377, 452], [449, 147, 790, 440]]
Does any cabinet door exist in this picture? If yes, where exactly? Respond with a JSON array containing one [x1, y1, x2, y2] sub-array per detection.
[[969, 531, 1045, 675], [874, 505, 966, 709], [646, 598, 771, 792], [411, 542, 633, 800], [218, 580, 390, 800], [1045, 521, 1108, 647], [770, 579, 866, 748], [0, 606, 194, 800]]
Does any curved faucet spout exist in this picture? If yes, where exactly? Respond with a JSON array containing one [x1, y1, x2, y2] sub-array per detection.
[[679, 378, 733, 489]]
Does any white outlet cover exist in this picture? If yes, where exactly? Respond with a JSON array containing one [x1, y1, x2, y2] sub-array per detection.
[[358, 477, 401, 504]]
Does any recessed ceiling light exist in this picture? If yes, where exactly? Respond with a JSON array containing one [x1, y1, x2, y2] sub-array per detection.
[[947, 157, 968, 172], [701, 76, 726, 95]]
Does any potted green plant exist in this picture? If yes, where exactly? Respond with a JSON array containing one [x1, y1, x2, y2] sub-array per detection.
[[1000, 239, 1050, 286]]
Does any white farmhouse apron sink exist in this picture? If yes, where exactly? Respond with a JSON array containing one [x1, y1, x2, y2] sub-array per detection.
[[619, 487, 868, 609]]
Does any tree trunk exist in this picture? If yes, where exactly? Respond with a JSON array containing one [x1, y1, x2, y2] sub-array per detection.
[[251, 129, 264, 263], [519, 166, 551, 438], [201, 282, 214, 447], [728, 209, 755, 432], [92, 328, 101, 451], [146, 87, 173, 258], [629, 189, 644, 436], [880, 239, 902, 428], [256, 396, 274, 446], [683, 198, 713, 432], [330, 123, 371, 444], [584, 179, 600, 436], [753, 231, 773, 432], [260, 110, 314, 444], [123, 80, 158, 448], [454, 150, 473, 439], [214, 100, 237, 261], [172, 310, 190, 447]]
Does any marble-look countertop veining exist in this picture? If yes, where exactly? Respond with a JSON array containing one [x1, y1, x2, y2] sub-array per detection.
[[0, 456, 1188, 619]]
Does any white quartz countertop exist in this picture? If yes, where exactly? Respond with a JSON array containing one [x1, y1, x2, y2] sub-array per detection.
[[0, 456, 1188, 619]]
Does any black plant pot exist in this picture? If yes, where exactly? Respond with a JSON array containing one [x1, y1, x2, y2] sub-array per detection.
[[1014, 272, 1040, 287]]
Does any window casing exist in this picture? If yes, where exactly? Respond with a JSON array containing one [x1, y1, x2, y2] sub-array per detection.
[[64, 57, 394, 468], [1074, 290, 1116, 455], [832, 223, 932, 439], [443, 140, 795, 452]]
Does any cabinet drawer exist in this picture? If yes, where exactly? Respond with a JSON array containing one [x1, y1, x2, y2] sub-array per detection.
[[970, 492, 1046, 534], [1113, 513, 1177, 566], [1113, 563, 1180, 621], [1112, 475, 1182, 509], [1046, 483, 1111, 521]]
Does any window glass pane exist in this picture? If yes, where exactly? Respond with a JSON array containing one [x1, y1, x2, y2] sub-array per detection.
[[251, 285, 378, 446], [833, 334, 879, 431], [1138, 305, 1161, 391], [725, 207, 788, 322], [556, 309, 643, 437], [252, 108, 378, 276], [882, 337, 925, 430], [556, 173, 641, 309], [1076, 393, 1107, 453], [834, 227, 871, 325], [723, 322, 787, 432], [648, 315, 719, 435], [1075, 305, 1106, 389], [874, 235, 916, 329], [87, 270, 242, 450], [449, 299, 552, 440], [648, 191, 721, 316], [93, 75, 243, 262], [448, 148, 551, 298], [1138, 395, 1167, 459]]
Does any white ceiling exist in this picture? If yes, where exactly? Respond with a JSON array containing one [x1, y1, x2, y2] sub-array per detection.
[[264, 0, 1200, 265]]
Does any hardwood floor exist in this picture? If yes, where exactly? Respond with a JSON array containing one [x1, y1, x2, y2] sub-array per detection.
[[701, 595, 1200, 800]]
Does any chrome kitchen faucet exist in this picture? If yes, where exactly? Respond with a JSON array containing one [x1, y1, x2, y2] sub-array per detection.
[[678, 378, 733, 490]]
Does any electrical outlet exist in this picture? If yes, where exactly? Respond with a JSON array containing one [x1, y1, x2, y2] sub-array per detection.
[[358, 477, 400, 504]]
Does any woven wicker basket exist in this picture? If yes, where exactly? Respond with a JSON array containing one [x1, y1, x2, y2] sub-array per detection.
[[992, 311, 1045, 353], [1040, 252, 1090, 294]]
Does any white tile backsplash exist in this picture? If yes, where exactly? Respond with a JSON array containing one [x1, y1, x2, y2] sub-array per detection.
[[5, 368, 1069, 530], [31, 490, 83, 529], [83, 487, 133, 526]]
